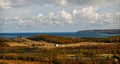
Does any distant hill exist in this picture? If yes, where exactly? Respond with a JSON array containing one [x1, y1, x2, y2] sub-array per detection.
[[77, 29, 120, 34]]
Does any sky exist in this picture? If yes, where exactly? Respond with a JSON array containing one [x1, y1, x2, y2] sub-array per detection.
[[0, 0, 120, 32]]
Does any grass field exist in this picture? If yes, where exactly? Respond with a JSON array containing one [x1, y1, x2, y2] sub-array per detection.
[[0, 35, 120, 64]]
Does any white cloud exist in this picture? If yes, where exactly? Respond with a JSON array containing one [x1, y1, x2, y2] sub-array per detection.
[[73, 9, 78, 16], [0, 4, 119, 32], [4, 6, 119, 28], [32, 9, 73, 25], [0, 0, 120, 9], [101, 12, 120, 24], [58, 9, 73, 24], [0, 0, 12, 9], [73, 6, 100, 23], [19, 19, 25, 26], [28, 6, 119, 29], [60, 0, 68, 6], [4, 16, 20, 21]]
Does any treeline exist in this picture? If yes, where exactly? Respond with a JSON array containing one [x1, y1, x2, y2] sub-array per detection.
[[107, 36, 120, 42], [28, 34, 82, 44], [0, 34, 120, 44], [83, 36, 120, 43], [0, 38, 10, 47], [0, 37, 11, 42], [28, 34, 120, 43]]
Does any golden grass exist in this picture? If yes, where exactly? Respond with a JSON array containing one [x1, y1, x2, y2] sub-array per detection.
[[0, 59, 42, 64], [6, 41, 116, 49]]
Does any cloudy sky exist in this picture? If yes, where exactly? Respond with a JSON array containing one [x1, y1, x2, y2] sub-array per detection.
[[0, 0, 120, 32]]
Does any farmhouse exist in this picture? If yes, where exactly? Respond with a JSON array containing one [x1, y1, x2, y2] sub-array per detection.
[[54, 44, 59, 47]]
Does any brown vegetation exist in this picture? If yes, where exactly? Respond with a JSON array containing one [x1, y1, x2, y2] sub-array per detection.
[[28, 34, 120, 44], [0, 35, 120, 64]]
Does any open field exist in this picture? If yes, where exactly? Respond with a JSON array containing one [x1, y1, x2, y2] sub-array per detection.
[[0, 35, 120, 64], [0, 42, 119, 64], [5, 41, 116, 49]]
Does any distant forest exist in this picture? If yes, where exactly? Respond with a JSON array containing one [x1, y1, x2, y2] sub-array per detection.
[[77, 29, 120, 34], [0, 34, 120, 44]]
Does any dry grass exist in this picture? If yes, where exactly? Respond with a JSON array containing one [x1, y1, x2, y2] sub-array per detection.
[[36, 41, 116, 48], [6, 42, 28, 47], [0, 59, 42, 64], [6, 41, 116, 49], [57, 42, 115, 47]]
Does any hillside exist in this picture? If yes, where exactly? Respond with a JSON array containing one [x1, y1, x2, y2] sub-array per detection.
[[27, 34, 82, 44], [77, 29, 120, 34], [27, 34, 120, 43]]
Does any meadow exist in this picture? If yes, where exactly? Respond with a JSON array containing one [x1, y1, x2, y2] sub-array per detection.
[[0, 35, 120, 64]]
